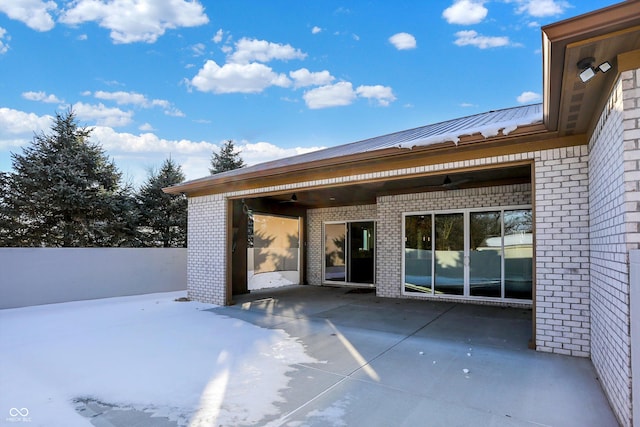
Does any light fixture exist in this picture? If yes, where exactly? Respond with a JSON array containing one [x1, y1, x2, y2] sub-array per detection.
[[290, 193, 297, 202], [577, 57, 612, 83]]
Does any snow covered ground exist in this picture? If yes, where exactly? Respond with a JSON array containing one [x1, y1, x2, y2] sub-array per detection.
[[0, 292, 316, 426]]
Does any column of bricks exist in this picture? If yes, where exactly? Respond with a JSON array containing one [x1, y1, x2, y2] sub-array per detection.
[[534, 145, 590, 357]]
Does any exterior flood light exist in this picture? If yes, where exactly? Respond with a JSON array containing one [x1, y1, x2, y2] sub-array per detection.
[[577, 57, 612, 83]]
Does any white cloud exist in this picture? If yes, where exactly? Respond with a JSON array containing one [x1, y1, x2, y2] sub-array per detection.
[[389, 32, 416, 50], [92, 90, 183, 116], [443, 0, 488, 25], [213, 29, 224, 43], [0, 27, 10, 54], [90, 129, 324, 182], [59, 0, 209, 44], [0, 107, 325, 184], [238, 141, 324, 166], [454, 30, 511, 48], [228, 38, 307, 64], [0, 0, 56, 31], [513, 0, 569, 17], [191, 42, 206, 56], [311, 26, 322, 34], [163, 107, 185, 117], [89, 126, 217, 183], [22, 91, 63, 103], [303, 82, 357, 109], [0, 107, 53, 141], [517, 91, 541, 103], [94, 90, 147, 105], [190, 60, 291, 94], [289, 68, 334, 88], [72, 102, 133, 127], [91, 126, 213, 154], [356, 85, 396, 107]]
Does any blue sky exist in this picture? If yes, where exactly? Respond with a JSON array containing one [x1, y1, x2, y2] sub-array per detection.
[[0, 0, 619, 187]]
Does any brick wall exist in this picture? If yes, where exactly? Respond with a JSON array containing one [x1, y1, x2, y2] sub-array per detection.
[[187, 146, 591, 358], [376, 184, 532, 300], [534, 146, 590, 357], [306, 205, 377, 285], [623, 69, 640, 252], [588, 69, 639, 427], [187, 194, 227, 305]]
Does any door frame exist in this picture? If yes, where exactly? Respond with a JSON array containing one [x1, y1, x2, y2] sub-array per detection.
[[322, 219, 377, 287]]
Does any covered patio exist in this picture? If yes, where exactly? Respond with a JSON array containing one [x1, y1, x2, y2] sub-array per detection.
[[164, 5, 640, 424], [210, 285, 617, 426]]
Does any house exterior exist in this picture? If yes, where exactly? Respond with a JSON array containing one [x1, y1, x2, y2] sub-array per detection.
[[165, 3, 640, 426]]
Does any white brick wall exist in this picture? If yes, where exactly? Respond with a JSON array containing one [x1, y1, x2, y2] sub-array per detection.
[[187, 147, 594, 359], [588, 69, 640, 427], [187, 194, 227, 305], [534, 145, 590, 357]]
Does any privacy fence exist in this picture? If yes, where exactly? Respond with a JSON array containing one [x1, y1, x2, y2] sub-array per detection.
[[0, 248, 186, 309]]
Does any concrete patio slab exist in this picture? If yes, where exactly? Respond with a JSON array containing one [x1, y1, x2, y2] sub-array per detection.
[[76, 285, 618, 426], [222, 285, 617, 427]]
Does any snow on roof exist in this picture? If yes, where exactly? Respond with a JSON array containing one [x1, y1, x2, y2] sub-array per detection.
[[394, 104, 543, 149], [178, 104, 543, 185]]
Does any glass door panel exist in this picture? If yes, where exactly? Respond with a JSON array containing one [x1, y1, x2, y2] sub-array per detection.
[[469, 211, 502, 297], [504, 210, 533, 299], [349, 222, 375, 284], [434, 213, 464, 295], [324, 223, 346, 282], [404, 215, 433, 293]]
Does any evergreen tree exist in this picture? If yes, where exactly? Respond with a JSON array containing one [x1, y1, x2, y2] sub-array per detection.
[[0, 172, 14, 246], [1, 109, 136, 247], [137, 158, 187, 247], [209, 139, 245, 174]]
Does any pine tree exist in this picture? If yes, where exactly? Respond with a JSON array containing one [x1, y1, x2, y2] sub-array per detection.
[[209, 139, 245, 174], [137, 158, 187, 247], [1, 109, 137, 247], [0, 172, 14, 246]]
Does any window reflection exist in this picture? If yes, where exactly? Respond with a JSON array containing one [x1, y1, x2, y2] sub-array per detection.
[[470, 211, 502, 298], [404, 215, 432, 293], [404, 208, 532, 301], [325, 223, 345, 281], [504, 210, 533, 299], [434, 213, 464, 295]]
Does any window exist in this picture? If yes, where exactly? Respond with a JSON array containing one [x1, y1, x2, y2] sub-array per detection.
[[403, 207, 532, 301]]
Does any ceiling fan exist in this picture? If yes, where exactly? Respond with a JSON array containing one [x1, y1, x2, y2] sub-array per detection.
[[428, 175, 471, 191], [279, 193, 298, 203]]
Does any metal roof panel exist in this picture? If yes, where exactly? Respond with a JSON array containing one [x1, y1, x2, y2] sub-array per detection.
[[174, 104, 543, 186]]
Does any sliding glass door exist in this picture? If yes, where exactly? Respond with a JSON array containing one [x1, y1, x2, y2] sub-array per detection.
[[403, 207, 532, 301], [434, 213, 464, 296], [469, 211, 502, 298], [324, 221, 375, 285]]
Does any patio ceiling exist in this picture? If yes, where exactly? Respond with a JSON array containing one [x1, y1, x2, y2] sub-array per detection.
[[256, 164, 531, 209]]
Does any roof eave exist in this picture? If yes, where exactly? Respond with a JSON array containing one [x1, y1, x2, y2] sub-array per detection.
[[542, 1, 640, 131], [163, 123, 550, 196]]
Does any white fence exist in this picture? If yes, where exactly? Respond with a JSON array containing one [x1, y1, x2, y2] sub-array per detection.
[[0, 248, 187, 309]]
